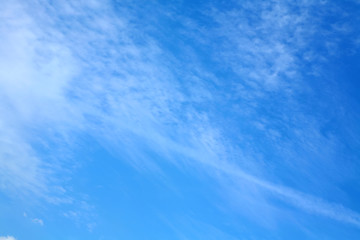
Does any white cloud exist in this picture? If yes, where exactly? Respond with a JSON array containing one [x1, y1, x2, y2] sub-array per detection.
[[0, 236, 16, 240], [0, 0, 184, 225], [1, 0, 359, 231], [161, 126, 360, 227], [32, 218, 44, 226], [0, 0, 80, 200], [219, 162, 360, 227]]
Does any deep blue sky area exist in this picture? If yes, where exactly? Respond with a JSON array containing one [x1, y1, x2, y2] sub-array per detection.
[[1, 0, 360, 239]]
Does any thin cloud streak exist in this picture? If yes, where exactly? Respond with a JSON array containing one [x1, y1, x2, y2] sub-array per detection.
[[141, 127, 360, 228], [219, 161, 360, 227]]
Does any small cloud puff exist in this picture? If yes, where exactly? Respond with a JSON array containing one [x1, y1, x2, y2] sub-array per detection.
[[32, 218, 44, 226], [0, 236, 16, 240]]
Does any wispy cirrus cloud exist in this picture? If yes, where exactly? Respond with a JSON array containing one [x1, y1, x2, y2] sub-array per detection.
[[1, 0, 360, 234], [204, 0, 360, 89], [0, 0, 189, 209], [0, 0, 82, 202], [207, 159, 360, 227]]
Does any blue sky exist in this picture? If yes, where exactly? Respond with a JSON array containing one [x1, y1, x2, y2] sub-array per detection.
[[1, 0, 360, 239]]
